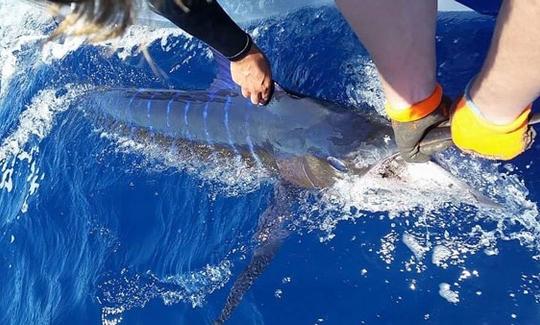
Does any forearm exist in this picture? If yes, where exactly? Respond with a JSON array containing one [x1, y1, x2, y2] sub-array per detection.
[[148, 0, 273, 105], [148, 0, 252, 60]]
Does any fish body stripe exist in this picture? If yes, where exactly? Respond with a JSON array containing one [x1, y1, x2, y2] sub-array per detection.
[[224, 96, 239, 154]]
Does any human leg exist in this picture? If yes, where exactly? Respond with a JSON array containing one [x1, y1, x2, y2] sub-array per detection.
[[469, 0, 540, 124], [335, 0, 438, 109], [335, 0, 450, 162], [451, 0, 538, 160]]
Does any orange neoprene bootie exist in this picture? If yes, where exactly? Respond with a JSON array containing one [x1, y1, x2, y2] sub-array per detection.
[[385, 84, 444, 123], [385, 83, 452, 163], [451, 82, 535, 160]]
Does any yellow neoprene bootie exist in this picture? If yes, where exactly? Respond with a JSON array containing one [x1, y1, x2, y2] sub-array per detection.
[[451, 84, 535, 160]]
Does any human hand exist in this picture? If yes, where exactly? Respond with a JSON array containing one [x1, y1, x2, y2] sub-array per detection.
[[387, 85, 452, 163], [230, 44, 273, 105], [392, 96, 452, 163]]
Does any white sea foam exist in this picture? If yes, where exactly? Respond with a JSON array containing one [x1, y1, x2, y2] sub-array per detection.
[[439, 282, 460, 303], [0, 86, 85, 163], [99, 131, 273, 197], [432, 245, 453, 268], [403, 232, 430, 261], [0, 1, 84, 208], [314, 159, 489, 232], [0, 0, 51, 96], [378, 231, 398, 265], [0, 86, 87, 217], [344, 56, 385, 116], [458, 269, 478, 282], [100, 260, 233, 324]]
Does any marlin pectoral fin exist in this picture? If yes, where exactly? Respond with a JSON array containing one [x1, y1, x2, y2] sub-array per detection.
[[276, 155, 341, 189], [214, 185, 296, 324]]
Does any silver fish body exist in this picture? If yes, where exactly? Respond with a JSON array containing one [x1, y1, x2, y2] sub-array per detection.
[[90, 84, 396, 188]]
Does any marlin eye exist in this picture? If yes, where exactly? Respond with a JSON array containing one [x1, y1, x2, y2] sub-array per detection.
[[327, 157, 348, 172]]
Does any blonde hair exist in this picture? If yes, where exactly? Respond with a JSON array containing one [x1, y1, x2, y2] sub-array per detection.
[[49, 0, 133, 41], [48, 0, 190, 41]]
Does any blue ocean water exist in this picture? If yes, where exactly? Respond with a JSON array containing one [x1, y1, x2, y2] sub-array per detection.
[[0, 2, 539, 325]]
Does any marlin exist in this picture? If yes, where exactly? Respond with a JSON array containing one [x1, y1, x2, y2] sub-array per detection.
[[87, 55, 494, 324]]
